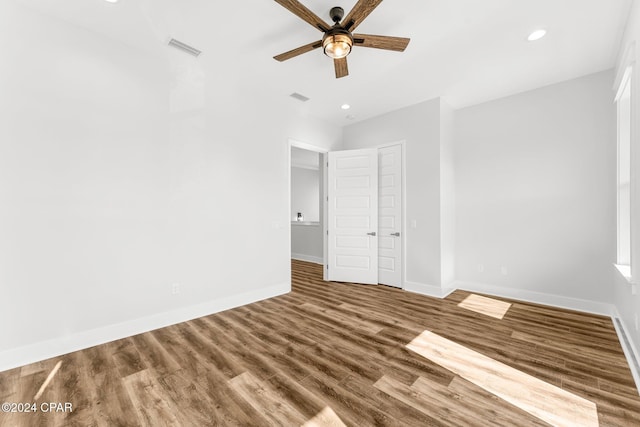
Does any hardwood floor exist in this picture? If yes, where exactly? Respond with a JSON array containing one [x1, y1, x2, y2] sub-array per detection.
[[1, 259, 639, 426]]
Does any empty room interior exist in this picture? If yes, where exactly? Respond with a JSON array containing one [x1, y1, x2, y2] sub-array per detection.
[[3, 0, 640, 425]]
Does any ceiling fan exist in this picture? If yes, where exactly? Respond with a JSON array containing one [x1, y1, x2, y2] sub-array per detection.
[[273, 0, 410, 78]]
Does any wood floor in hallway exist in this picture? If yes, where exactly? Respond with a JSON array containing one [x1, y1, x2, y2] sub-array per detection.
[[1, 259, 639, 426]]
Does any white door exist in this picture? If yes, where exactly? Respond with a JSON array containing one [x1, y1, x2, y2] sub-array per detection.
[[378, 145, 402, 287], [327, 149, 378, 284]]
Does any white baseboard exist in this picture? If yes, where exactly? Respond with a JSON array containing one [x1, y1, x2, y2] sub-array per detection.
[[452, 280, 615, 317], [404, 280, 455, 299], [0, 282, 290, 373], [611, 307, 640, 395], [291, 253, 324, 264]]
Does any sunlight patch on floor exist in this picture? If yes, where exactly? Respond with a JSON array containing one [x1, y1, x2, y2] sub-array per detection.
[[34, 360, 62, 400], [407, 331, 599, 427], [458, 294, 512, 319], [302, 406, 347, 427]]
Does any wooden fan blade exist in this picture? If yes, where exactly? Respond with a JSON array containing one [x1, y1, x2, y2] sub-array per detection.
[[353, 34, 410, 51], [274, 40, 322, 62], [342, 0, 383, 32], [274, 0, 330, 32], [334, 57, 348, 79]]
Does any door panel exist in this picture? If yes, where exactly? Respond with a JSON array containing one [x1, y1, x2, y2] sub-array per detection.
[[328, 149, 378, 284], [378, 145, 402, 287]]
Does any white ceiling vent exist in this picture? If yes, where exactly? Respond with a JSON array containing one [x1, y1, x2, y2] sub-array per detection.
[[168, 38, 202, 57], [290, 92, 310, 102]]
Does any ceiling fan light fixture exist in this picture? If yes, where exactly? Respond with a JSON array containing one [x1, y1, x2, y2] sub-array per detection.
[[323, 33, 353, 59], [272, 0, 410, 79]]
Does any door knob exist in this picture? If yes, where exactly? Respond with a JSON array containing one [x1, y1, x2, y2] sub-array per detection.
[[367, 232, 376, 236], [390, 232, 400, 237]]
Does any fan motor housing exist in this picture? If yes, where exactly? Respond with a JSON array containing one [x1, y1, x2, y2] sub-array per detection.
[[323, 26, 353, 42]]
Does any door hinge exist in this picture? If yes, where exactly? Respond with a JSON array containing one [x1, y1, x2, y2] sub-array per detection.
[[327, 230, 329, 235]]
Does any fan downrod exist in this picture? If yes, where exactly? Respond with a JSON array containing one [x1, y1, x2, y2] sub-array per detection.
[[329, 6, 344, 24]]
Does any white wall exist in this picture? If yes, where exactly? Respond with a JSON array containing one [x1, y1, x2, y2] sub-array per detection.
[[342, 99, 450, 293], [291, 223, 323, 263], [0, 2, 341, 370], [290, 163, 323, 263], [613, 0, 640, 360], [291, 167, 320, 222], [453, 70, 616, 309]]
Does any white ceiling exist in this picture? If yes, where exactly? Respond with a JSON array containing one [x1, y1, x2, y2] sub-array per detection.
[[19, 0, 631, 126]]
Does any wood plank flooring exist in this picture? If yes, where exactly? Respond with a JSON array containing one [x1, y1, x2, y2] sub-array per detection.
[[1, 259, 639, 426]]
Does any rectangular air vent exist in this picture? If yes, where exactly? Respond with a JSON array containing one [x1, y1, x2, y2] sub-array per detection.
[[290, 92, 310, 102], [168, 38, 202, 57]]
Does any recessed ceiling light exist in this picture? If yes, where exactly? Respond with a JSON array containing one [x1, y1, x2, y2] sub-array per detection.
[[341, 104, 351, 110], [104, 0, 119, 3], [527, 29, 547, 41]]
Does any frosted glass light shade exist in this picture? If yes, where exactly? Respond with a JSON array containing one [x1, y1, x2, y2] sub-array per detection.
[[323, 34, 352, 59]]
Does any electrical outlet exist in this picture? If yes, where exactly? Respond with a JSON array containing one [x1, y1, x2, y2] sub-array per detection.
[[501, 266, 508, 276], [632, 284, 637, 295], [635, 313, 639, 332], [478, 264, 484, 273], [411, 220, 417, 229], [172, 283, 181, 295]]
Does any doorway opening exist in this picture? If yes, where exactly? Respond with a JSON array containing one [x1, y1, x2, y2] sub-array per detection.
[[289, 141, 328, 279], [288, 140, 405, 288]]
